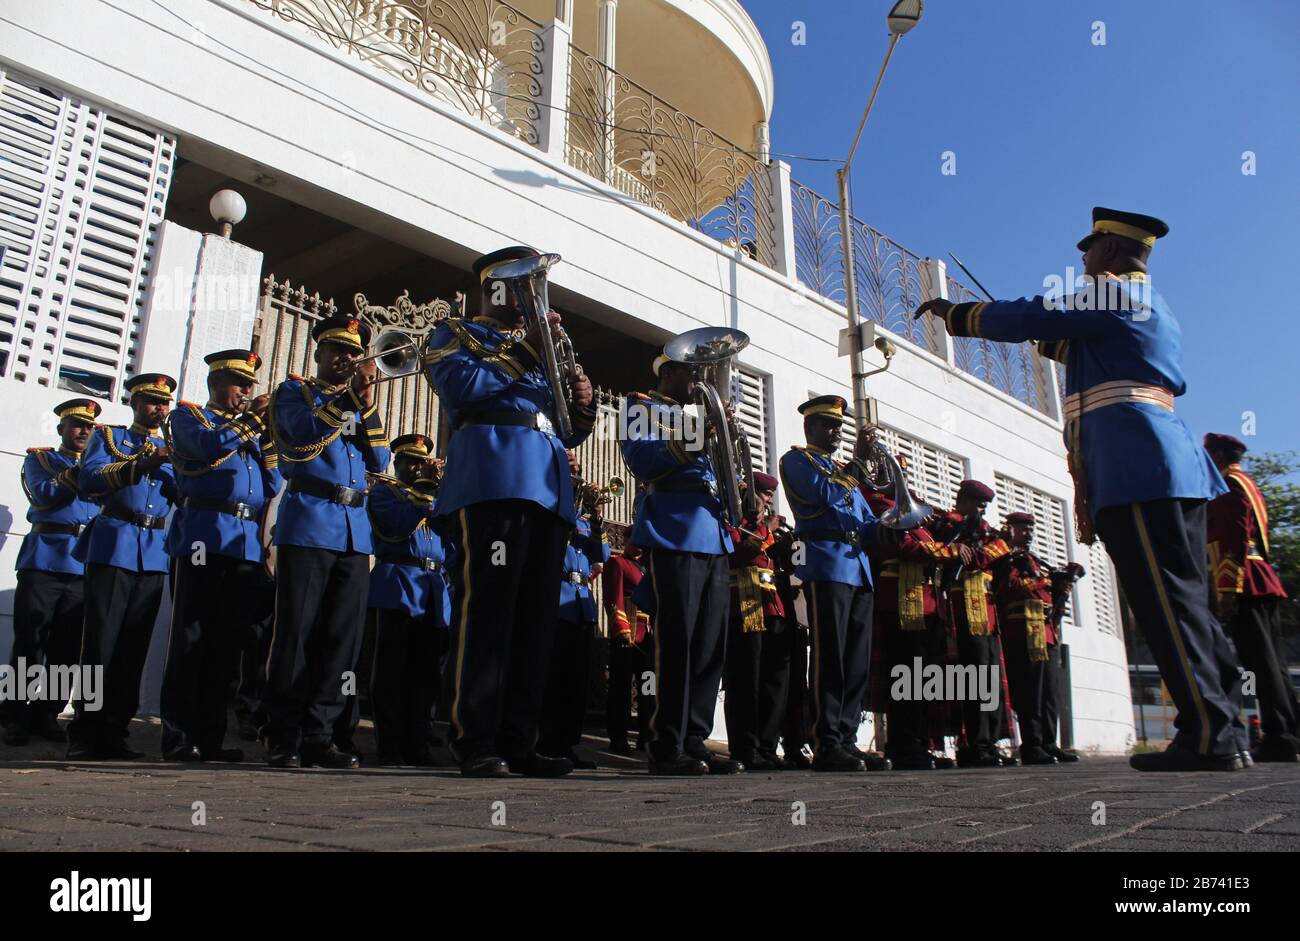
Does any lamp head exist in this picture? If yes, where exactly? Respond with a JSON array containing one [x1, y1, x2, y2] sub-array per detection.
[[209, 189, 247, 237], [887, 0, 923, 35]]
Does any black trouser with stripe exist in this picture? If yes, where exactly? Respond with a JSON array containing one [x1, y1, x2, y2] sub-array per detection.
[[538, 617, 594, 757], [782, 623, 812, 757], [69, 564, 165, 749], [1002, 632, 1048, 751], [805, 580, 874, 755], [370, 607, 447, 761], [606, 640, 653, 747], [645, 548, 729, 763], [1043, 641, 1065, 748], [955, 629, 1001, 758], [1095, 499, 1247, 757], [234, 584, 275, 730], [2, 570, 84, 729], [161, 554, 267, 754], [442, 499, 570, 764], [1229, 597, 1300, 755], [881, 612, 942, 760], [264, 546, 370, 753], [723, 613, 790, 758]]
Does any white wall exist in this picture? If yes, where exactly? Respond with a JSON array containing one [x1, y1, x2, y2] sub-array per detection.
[[0, 0, 1134, 750]]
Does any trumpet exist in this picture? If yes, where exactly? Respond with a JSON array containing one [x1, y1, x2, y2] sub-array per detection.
[[366, 457, 444, 491], [345, 329, 423, 387], [575, 474, 624, 512]]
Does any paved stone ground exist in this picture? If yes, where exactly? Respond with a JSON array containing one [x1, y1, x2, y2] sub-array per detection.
[[2, 717, 1298, 851]]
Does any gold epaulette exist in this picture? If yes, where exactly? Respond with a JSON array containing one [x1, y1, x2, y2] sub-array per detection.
[[178, 400, 204, 410]]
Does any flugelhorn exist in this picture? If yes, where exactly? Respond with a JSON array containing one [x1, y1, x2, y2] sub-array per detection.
[[663, 326, 756, 530], [576, 473, 624, 510]]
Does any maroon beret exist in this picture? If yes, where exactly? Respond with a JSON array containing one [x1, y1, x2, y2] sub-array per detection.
[[753, 471, 779, 493], [1005, 511, 1035, 526], [957, 479, 995, 502], [1203, 432, 1247, 454]]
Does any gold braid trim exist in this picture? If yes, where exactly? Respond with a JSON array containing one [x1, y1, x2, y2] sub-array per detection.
[[1009, 599, 1049, 662], [898, 561, 928, 631], [961, 571, 993, 636], [445, 319, 528, 379], [165, 408, 239, 478], [734, 566, 767, 633], [268, 385, 342, 463]]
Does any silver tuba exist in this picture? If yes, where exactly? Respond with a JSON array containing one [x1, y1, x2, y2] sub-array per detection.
[[864, 440, 933, 529], [484, 252, 580, 439], [663, 326, 756, 530]]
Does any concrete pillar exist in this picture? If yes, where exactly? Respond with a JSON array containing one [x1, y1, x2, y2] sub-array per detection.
[[597, 0, 618, 183], [537, 17, 572, 160], [767, 160, 797, 280], [917, 257, 954, 364]]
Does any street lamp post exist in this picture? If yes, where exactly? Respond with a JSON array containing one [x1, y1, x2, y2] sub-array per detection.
[[838, 0, 922, 434]]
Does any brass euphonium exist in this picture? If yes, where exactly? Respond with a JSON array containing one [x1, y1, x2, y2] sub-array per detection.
[[482, 252, 580, 438], [864, 440, 933, 529], [663, 326, 756, 530]]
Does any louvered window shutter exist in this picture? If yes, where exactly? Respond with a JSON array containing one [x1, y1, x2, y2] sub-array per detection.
[[735, 367, 769, 474], [0, 69, 173, 398]]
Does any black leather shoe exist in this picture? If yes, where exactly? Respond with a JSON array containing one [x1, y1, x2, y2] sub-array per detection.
[[1250, 743, 1298, 763], [163, 745, 202, 762], [697, 754, 744, 774], [302, 744, 360, 769], [2, 722, 30, 746], [891, 753, 937, 771], [1129, 748, 1244, 772], [98, 741, 144, 761], [1020, 746, 1058, 765], [813, 749, 866, 772], [566, 750, 598, 770], [267, 751, 302, 769], [1045, 745, 1081, 763], [66, 742, 100, 761], [957, 752, 1000, 768], [1239, 750, 1256, 768], [996, 752, 1020, 767], [461, 756, 509, 778], [202, 747, 245, 763], [649, 755, 709, 776], [506, 753, 574, 777], [933, 754, 956, 769], [783, 750, 813, 770], [607, 738, 633, 756], [31, 717, 66, 743], [864, 754, 892, 771], [742, 752, 778, 771]]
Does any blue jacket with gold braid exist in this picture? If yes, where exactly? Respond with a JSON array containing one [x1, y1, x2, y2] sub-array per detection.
[[367, 478, 449, 624], [269, 376, 390, 553], [559, 511, 611, 624], [942, 275, 1225, 520], [17, 446, 99, 575], [74, 423, 177, 573], [778, 445, 886, 587], [424, 316, 596, 525], [165, 402, 282, 563], [620, 390, 733, 555]]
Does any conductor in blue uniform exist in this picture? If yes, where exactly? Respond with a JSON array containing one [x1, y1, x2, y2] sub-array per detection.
[[425, 246, 596, 778], [68, 374, 178, 760], [620, 354, 741, 776], [366, 433, 447, 767], [2, 399, 101, 747], [160, 349, 281, 762], [778, 396, 896, 773], [917, 207, 1247, 771], [264, 314, 390, 769]]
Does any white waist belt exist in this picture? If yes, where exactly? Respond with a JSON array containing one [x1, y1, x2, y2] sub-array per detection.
[[1063, 381, 1174, 422]]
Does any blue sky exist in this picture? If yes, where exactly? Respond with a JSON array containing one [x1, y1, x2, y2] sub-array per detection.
[[740, 0, 1299, 462]]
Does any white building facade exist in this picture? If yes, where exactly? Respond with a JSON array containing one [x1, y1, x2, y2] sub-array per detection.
[[0, 0, 1135, 752]]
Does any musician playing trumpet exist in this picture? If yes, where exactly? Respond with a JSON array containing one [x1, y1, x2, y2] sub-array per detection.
[[425, 246, 596, 778]]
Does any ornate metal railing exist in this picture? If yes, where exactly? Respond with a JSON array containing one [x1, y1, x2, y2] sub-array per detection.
[[252, 276, 453, 437], [247, 0, 545, 146], [565, 43, 776, 267], [791, 175, 1055, 415], [790, 178, 942, 355]]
